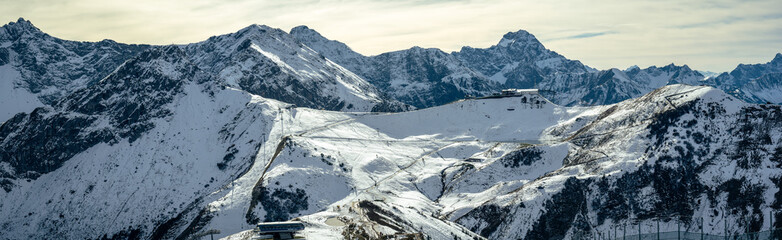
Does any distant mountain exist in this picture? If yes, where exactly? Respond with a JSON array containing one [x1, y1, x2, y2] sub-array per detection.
[[714, 53, 782, 104], [293, 26, 737, 107], [696, 70, 720, 79], [0, 18, 149, 121], [292, 26, 495, 108], [541, 64, 706, 106], [360, 47, 497, 108], [187, 25, 409, 112], [453, 30, 593, 89]]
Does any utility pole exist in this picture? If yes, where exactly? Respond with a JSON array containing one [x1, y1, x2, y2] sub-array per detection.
[[701, 217, 704, 240], [280, 108, 284, 137], [638, 222, 641, 240], [771, 210, 775, 236], [724, 212, 727, 240], [677, 221, 680, 240]]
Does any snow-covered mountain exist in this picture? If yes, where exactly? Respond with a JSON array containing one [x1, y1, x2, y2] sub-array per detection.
[[0, 45, 285, 239], [714, 53, 782, 104], [220, 84, 780, 239], [360, 47, 497, 108], [697, 70, 721, 80], [186, 25, 409, 112], [289, 26, 368, 76], [452, 30, 712, 106], [3, 18, 782, 240], [0, 19, 407, 125], [4, 67, 781, 239], [457, 85, 782, 239], [453, 30, 593, 89], [291, 26, 728, 108], [292, 26, 496, 108], [540, 64, 706, 106], [0, 18, 149, 122]]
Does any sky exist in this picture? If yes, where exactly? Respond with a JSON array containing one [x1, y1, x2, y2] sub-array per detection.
[[1, 0, 780, 72]]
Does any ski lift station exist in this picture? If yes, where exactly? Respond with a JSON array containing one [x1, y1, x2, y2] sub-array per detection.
[[501, 88, 539, 96], [479, 89, 548, 110], [255, 221, 305, 240]]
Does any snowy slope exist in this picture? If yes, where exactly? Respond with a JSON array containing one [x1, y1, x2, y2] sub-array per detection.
[[215, 84, 782, 240], [3, 50, 782, 240], [215, 90, 579, 239], [458, 85, 782, 239], [289, 26, 369, 76], [0, 46, 285, 239], [0, 64, 42, 122]]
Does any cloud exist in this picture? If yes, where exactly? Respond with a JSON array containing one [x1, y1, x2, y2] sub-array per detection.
[[566, 32, 613, 40], [547, 31, 616, 42], [0, 0, 780, 72]]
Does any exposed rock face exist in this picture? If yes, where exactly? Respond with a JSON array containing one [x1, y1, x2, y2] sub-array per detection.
[[0, 18, 149, 104], [293, 27, 495, 108], [0, 46, 196, 186], [453, 30, 592, 89]]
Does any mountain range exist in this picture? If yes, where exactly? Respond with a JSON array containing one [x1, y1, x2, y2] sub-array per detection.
[[1, 17, 782, 239]]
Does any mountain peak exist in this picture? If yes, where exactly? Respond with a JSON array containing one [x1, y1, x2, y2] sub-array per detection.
[[496, 29, 543, 48], [290, 25, 325, 40], [773, 53, 782, 62], [290, 25, 367, 60], [290, 25, 312, 33], [12, 17, 36, 29], [242, 24, 271, 31], [2, 17, 43, 39], [502, 29, 537, 41], [235, 24, 282, 38]]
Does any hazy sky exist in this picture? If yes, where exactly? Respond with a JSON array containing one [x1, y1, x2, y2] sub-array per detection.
[[1, 0, 780, 72]]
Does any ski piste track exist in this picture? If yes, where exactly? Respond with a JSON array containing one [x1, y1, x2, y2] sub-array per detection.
[[240, 97, 556, 235], [239, 88, 713, 238], [260, 96, 557, 187]]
